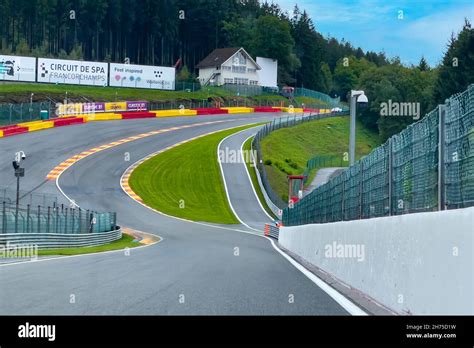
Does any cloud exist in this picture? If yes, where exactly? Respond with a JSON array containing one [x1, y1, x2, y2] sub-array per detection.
[[275, 0, 473, 65]]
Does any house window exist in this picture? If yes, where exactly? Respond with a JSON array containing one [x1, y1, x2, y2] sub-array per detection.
[[234, 78, 249, 85], [224, 78, 233, 84], [248, 68, 257, 73], [232, 66, 246, 73], [250, 80, 258, 85], [222, 65, 231, 71]]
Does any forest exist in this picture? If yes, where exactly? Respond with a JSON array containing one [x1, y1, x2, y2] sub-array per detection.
[[0, 0, 473, 139]]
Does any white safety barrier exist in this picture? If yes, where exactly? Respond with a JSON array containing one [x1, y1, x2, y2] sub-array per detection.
[[279, 207, 474, 314]]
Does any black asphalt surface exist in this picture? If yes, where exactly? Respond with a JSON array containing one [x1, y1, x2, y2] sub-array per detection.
[[218, 126, 274, 231], [0, 114, 350, 315]]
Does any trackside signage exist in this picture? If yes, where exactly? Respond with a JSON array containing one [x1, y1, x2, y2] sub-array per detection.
[[109, 63, 175, 90], [37, 58, 108, 86], [0, 55, 36, 82]]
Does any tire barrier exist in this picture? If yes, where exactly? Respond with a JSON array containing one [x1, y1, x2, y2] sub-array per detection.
[[0, 228, 122, 249], [264, 223, 280, 239]]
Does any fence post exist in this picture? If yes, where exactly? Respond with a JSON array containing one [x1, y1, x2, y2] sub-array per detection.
[[341, 179, 345, 221], [359, 162, 364, 219], [388, 137, 393, 216], [47, 206, 51, 233], [2, 201, 5, 234], [26, 204, 30, 233], [438, 104, 446, 211], [37, 206, 41, 233]]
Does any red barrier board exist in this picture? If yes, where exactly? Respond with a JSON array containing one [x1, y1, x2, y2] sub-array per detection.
[[120, 112, 155, 119], [2, 126, 29, 137], [253, 107, 281, 112], [52, 117, 85, 127], [192, 108, 228, 115]]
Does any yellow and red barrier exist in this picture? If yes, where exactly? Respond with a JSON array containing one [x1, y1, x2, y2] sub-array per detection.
[[152, 109, 198, 117], [220, 107, 254, 114], [85, 112, 122, 121], [0, 105, 336, 139]]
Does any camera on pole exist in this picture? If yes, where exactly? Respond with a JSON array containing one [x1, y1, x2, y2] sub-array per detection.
[[13, 151, 26, 233]]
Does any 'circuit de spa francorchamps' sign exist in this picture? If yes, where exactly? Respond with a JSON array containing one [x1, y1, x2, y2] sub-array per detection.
[[37, 58, 108, 86]]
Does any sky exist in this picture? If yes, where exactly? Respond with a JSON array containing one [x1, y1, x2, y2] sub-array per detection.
[[275, 0, 473, 66]]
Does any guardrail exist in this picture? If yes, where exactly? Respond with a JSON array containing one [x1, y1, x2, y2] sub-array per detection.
[[0, 228, 122, 249], [283, 84, 474, 226]]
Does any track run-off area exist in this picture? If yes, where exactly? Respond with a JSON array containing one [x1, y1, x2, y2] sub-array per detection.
[[0, 112, 365, 315]]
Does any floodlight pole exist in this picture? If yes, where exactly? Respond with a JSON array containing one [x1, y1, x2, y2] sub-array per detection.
[[349, 90, 367, 166], [349, 94, 357, 166]]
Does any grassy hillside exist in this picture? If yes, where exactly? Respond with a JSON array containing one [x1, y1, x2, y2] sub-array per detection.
[[260, 116, 382, 202]]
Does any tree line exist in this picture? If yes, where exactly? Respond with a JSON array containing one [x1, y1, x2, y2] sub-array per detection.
[[0, 0, 472, 139]]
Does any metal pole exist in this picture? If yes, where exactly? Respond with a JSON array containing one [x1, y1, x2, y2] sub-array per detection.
[[388, 138, 393, 216], [438, 104, 446, 210], [349, 95, 357, 165], [15, 174, 20, 233]]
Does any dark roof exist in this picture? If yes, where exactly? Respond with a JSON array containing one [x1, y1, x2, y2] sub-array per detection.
[[196, 47, 241, 69]]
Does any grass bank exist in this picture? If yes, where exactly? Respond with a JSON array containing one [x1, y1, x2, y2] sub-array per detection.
[[260, 116, 381, 202], [129, 124, 261, 224]]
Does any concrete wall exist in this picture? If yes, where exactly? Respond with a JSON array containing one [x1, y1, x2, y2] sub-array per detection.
[[279, 207, 474, 314]]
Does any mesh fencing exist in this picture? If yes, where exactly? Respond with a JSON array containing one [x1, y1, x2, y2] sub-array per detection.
[[252, 111, 347, 209], [294, 87, 341, 106], [445, 85, 474, 208], [0, 201, 117, 234], [283, 84, 474, 226], [0, 101, 52, 126]]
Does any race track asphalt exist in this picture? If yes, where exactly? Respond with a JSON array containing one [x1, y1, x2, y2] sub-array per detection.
[[0, 113, 352, 315]]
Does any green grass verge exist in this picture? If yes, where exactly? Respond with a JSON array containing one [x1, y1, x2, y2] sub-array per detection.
[[0, 82, 232, 103], [36, 233, 143, 256], [242, 137, 277, 219], [260, 116, 382, 202], [129, 124, 262, 224]]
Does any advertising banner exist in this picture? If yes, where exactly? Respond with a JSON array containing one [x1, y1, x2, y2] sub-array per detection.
[[105, 102, 127, 112], [0, 55, 36, 82], [109, 63, 175, 90], [56, 101, 149, 115], [126, 101, 148, 111], [37, 58, 108, 86], [83, 102, 106, 113]]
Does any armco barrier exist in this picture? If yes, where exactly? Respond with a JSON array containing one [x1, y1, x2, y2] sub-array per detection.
[[0, 228, 122, 249]]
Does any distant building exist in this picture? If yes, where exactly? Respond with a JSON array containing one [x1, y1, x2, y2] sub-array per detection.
[[196, 47, 261, 86]]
